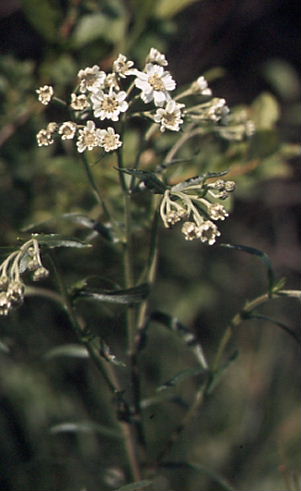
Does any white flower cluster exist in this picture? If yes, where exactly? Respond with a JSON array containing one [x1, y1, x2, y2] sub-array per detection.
[[36, 48, 218, 153], [160, 178, 235, 245], [0, 238, 49, 316]]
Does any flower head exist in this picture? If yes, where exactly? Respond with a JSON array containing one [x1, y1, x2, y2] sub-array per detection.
[[70, 93, 90, 111], [36, 85, 54, 105], [77, 65, 106, 93], [99, 127, 122, 152], [58, 121, 77, 140], [197, 220, 220, 245], [191, 76, 212, 96], [207, 203, 229, 221], [113, 54, 135, 78], [146, 48, 168, 66], [91, 89, 128, 121], [76, 120, 102, 153], [154, 99, 185, 132], [134, 63, 176, 106]]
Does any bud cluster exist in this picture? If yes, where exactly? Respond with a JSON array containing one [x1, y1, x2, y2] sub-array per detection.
[[160, 177, 236, 245], [0, 238, 49, 316]]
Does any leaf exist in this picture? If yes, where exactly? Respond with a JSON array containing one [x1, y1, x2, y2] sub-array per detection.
[[171, 170, 228, 192], [71, 12, 125, 47], [116, 168, 167, 194], [29, 233, 92, 249], [157, 367, 205, 392], [43, 344, 89, 360], [247, 313, 301, 346], [155, 0, 201, 18], [252, 92, 280, 129], [148, 311, 208, 369], [75, 283, 150, 305], [160, 461, 235, 491], [113, 481, 152, 491], [100, 340, 126, 367], [50, 421, 120, 440], [220, 243, 275, 293], [23, 0, 63, 42], [0, 340, 10, 354]]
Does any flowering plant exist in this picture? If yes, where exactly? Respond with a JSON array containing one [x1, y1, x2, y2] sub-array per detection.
[[1, 47, 300, 491]]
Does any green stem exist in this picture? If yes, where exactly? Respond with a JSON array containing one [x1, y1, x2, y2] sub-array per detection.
[[80, 153, 111, 220], [47, 253, 142, 481]]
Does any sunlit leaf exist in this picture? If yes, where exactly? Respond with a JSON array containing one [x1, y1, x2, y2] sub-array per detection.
[[43, 344, 89, 360], [75, 283, 150, 305], [72, 12, 125, 47], [252, 92, 280, 129], [28, 233, 92, 249], [50, 421, 120, 439]]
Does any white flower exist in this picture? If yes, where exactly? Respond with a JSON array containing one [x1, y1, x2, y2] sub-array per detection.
[[91, 89, 128, 121], [70, 93, 90, 110], [36, 128, 54, 146], [113, 54, 135, 78], [198, 220, 220, 245], [58, 121, 77, 140], [77, 65, 106, 93], [36, 85, 54, 105], [154, 99, 185, 132], [134, 63, 176, 106], [191, 76, 212, 96], [104, 73, 120, 91], [146, 48, 168, 66], [99, 127, 122, 152], [208, 98, 229, 121], [76, 120, 102, 153], [181, 222, 199, 241], [207, 203, 229, 221]]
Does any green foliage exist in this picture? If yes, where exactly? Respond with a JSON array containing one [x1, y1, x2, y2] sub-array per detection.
[[0, 1, 300, 491]]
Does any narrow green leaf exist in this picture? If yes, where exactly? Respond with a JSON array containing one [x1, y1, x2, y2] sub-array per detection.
[[220, 243, 275, 293], [116, 168, 167, 194], [160, 462, 235, 491], [43, 344, 89, 360], [113, 480, 152, 491], [148, 311, 208, 369], [157, 367, 205, 392], [248, 313, 301, 346], [50, 421, 121, 440], [207, 350, 239, 394], [28, 233, 92, 249], [0, 340, 10, 354], [75, 283, 150, 305], [100, 340, 126, 367]]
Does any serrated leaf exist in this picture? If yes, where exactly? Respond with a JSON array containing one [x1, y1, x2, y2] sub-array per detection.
[[50, 421, 120, 439], [113, 480, 152, 491], [43, 344, 89, 360], [157, 367, 205, 392], [29, 233, 92, 249], [220, 243, 275, 293], [75, 283, 150, 305]]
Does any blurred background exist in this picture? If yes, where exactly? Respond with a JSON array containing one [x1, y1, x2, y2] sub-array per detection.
[[0, 1, 300, 490]]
